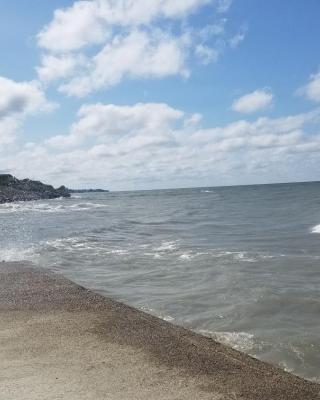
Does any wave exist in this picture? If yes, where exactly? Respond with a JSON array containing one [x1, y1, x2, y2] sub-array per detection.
[[199, 330, 255, 352], [0, 246, 37, 262], [69, 202, 108, 210], [233, 252, 257, 262], [0, 201, 108, 214], [144, 244, 267, 263], [154, 241, 179, 252], [139, 306, 175, 323], [42, 237, 129, 256], [311, 224, 320, 234], [179, 253, 194, 261]]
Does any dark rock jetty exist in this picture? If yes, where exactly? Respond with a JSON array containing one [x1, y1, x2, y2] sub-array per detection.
[[0, 174, 70, 204]]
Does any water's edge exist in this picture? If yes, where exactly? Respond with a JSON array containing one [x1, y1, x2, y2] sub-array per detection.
[[1, 183, 320, 381]]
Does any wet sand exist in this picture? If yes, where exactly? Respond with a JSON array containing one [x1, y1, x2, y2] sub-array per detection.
[[0, 262, 319, 400]]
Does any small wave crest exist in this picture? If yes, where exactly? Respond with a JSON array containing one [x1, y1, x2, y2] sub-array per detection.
[[139, 306, 175, 323], [42, 237, 129, 256], [179, 253, 194, 261], [0, 201, 107, 214], [0, 246, 37, 263], [199, 330, 255, 352], [311, 224, 320, 234], [154, 241, 179, 252]]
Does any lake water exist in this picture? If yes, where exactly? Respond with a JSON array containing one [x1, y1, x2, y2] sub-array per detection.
[[1, 182, 320, 381]]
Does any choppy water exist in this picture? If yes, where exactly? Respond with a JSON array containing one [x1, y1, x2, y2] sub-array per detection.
[[1, 182, 320, 381]]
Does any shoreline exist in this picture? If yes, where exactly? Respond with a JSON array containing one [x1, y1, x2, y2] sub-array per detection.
[[1, 262, 319, 399]]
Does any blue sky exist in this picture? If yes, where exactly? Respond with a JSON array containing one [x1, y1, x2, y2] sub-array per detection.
[[0, 0, 320, 190]]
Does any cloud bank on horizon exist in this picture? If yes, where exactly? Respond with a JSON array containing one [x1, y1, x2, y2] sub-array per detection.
[[0, 0, 320, 190]]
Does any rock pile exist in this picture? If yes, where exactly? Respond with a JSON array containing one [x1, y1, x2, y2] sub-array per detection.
[[0, 174, 70, 204]]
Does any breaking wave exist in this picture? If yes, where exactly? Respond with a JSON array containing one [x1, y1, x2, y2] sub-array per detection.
[[199, 330, 255, 353], [311, 224, 320, 233], [0, 201, 108, 214]]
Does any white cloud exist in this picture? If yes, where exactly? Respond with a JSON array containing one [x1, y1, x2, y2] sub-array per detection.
[[198, 21, 226, 39], [229, 27, 247, 48], [59, 30, 189, 97], [299, 72, 320, 103], [37, 54, 88, 82], [47, 102, 184, 148], [232, 89, 273, 114], [0, 77, 55, 118], [0, 76, 56, 149], [37, 1, 108, 53], [217, 0, 233, 13], [195, 44, 219, 65], [4, 103, 320, 189], [0, 118, 19, 147], [36, 0, 241, 96], [37, 0, 211, 53]]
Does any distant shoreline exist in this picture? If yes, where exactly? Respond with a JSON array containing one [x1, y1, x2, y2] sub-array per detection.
[[68, 189, 109, 193]]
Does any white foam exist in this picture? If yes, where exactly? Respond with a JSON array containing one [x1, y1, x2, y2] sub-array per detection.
[[139, 307, 175, 323], [179, 253, 193, 260], [43, 237, 129, 257], [162, 315, 175, 322], [69, 202, 108, 210], [311, 224, 320, 234], [108, 249, 128, 255], [200, 330, 255, 352], [279, 362, 294, 374], [0, 201, 107, 214], [154, 241, 178, 252], [0, 246, 36, 262], [234, 252, 257, 262]]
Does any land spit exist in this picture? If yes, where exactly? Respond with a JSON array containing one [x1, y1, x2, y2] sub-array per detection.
[[0, 262, 319, 400]]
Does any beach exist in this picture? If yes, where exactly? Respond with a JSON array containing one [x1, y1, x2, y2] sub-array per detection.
[[2, 185, 320, 380], [1, 262, 319, 400]]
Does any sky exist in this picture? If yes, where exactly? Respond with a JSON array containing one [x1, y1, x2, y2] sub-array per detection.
[[0, 0, 320, 191]]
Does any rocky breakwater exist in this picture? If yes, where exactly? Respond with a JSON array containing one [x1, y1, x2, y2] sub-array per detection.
[[0, 174, 70, 204]]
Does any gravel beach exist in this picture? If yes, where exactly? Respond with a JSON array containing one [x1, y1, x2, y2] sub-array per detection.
[[0, 262, 319, 400]]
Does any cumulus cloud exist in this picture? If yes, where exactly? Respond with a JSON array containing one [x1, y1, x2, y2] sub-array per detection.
[[0, 77, 55, 117], [59, 30, 189, 97], [232, 89, 273, 114], [37, 0, 211, 52], [299, 71, 320, 103], [0, 76, 56, 148], [47, 102, 184, 148], [37, 54, 88, 82], [3, 102, 320, 189], [36, 0, 242, 96], [37, 0, 108, 53], [0, 118, 19, 147]]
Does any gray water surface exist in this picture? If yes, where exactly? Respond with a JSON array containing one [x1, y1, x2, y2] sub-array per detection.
[[1, 182, 320, 381]]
